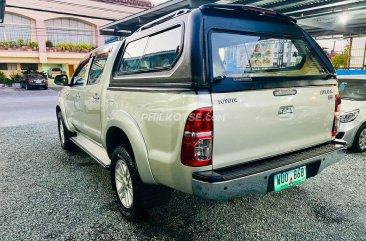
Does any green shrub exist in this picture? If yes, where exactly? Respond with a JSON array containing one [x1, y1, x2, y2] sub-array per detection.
[[9, 41, 17, 48], [29, 41, 38, 49], [10, 72, 23, 83], [0, 71, 7, 84], [46, 40, 53, 48], [17, 38, 26, 47], [55, 42, 94, 52], [0, 71, 13, 86]]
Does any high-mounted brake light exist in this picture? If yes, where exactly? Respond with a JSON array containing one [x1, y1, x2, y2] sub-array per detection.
[[181, 107, 213, 167], [332, 94, 341, 137]]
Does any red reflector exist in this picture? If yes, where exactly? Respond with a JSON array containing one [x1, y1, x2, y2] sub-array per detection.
[[181, 107, 213, 167], [332, 94, 341, 137]]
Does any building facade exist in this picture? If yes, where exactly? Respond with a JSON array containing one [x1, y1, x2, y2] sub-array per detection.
[[0, 0, 151, 81]]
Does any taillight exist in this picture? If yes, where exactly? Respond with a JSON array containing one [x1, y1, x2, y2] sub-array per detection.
[[181, 107, 213, 167], [27, 79, 33, 83], [42, 80, 48, 84], [332, 94, 341, 137]]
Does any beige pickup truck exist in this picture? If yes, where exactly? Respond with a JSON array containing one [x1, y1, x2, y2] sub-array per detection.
[[55, 4, 347, 221]]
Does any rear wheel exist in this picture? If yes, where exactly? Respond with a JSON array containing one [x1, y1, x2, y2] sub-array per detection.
[[25, 84, 30, 90], [111, 146, 171, 222], [44, 86, 48, 90], [57, 112, 74, 150], [351, 123, 366, 152]]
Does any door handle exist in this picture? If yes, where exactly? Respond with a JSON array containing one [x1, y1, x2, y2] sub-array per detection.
[[93, 94, 100, 100]]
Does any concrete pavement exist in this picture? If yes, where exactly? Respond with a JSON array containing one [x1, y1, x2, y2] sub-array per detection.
[[0, 88, 59, 127]]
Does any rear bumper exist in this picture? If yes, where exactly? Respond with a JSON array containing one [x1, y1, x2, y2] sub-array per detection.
[[192, 140, 347, 200]]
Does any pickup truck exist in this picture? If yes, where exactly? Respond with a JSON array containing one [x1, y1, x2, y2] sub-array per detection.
[[55, 4, 347, 221]]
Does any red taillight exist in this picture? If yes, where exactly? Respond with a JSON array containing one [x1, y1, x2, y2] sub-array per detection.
[[332, 94, 341, 137], [42, 79, 48, 84], [181, 107, 213, 167], [27, 79, 33, 83]]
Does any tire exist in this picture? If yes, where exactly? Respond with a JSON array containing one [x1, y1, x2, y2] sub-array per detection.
[[111, 146, 171, 222], [25, 84, 30, 90], [44, 86, 48, 90], [57, 112, 74, 150], [351, 123, 366, 152]]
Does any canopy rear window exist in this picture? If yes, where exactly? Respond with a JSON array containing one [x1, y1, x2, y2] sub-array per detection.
[[210, 31, 327, 81]]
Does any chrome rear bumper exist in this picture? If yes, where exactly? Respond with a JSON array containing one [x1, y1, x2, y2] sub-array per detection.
[[192, 140, 347, 200]]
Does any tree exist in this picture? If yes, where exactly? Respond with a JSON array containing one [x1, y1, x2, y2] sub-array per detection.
[[331, 45, 349, 69]]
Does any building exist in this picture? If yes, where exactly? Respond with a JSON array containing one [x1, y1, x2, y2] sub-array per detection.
[[0, 0, 152, 80]]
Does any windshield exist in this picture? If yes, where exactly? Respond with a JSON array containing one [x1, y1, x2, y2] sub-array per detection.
[[339, 78, 366, 101], [210, 31, 327, 80]]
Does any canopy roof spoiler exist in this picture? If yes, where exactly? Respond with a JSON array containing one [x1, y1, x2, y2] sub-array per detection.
[[200, 4, 297, 24]]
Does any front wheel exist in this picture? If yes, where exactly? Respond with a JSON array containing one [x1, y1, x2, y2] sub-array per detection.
[[351, 123, 366, 152], [57, 112, 74, 150]]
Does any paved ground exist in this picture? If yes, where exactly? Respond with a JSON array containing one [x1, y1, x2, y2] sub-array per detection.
[[1, 88, 366, 240], [0, 87, 59, 127]]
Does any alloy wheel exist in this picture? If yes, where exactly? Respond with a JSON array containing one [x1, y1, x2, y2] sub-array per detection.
[[359, 129, 366, 150], [115, 160, 133, 208]]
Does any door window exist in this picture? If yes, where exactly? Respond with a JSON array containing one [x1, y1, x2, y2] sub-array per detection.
[[72, 59, 91, 86], [88, 52, 110, 85]]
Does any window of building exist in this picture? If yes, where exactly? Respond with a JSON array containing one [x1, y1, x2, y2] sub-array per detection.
[[46, 18, 95, 46], [119, 26, 182, 73], [0, 63, 7, 70], [0, 63, 17, 70], [0, 13, 32, 43], [8, 64, 16, 71], [21, 64, 38, 71]]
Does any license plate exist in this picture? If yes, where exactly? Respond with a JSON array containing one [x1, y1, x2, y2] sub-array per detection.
[[274, 166, 306, 192], [36, 80, 42, 83]]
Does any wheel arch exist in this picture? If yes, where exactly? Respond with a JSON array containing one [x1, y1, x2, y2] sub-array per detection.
[[104, 114, 156, 184]]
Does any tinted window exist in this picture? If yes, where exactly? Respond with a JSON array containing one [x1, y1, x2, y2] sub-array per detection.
[[119, 26, 182, 73], [21, 63, 38, 71], [88, 52, 110, 85], [73, 59, 91, 86], [339, 79, 366, 101], [120, 37, 148, 72], [211, 32, 326, 79], [28, 74, 45, 80]]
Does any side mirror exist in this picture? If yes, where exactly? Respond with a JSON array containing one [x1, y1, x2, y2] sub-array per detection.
[[54, 75, 69, 86]]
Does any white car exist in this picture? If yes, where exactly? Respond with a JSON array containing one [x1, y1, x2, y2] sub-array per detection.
[[338, 76, 366, 152]]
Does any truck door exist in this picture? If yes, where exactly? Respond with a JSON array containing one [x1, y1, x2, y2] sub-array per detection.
[[68, 57, 92, 131], [77, 48, 112, 143]]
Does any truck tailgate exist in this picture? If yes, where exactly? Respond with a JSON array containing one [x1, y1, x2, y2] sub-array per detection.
[[211, 85, 337, 169]]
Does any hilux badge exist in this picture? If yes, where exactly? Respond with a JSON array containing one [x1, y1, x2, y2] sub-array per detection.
[[274, 89, 297, 96]]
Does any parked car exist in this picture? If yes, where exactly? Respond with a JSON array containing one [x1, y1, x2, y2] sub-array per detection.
[[48, 68, 62, 79], [337, 77, 366, 152], [55, 4, 346, 221], [21, 74, 48, 90]]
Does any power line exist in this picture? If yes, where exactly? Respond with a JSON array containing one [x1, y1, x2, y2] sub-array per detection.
[[36, 0, 142, 15], [6, 5, 117, 21]]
